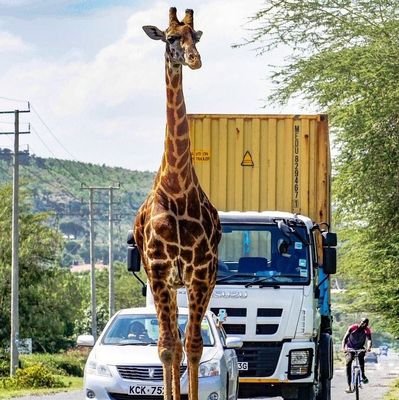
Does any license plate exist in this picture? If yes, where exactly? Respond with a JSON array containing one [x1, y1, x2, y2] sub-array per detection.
[[129, 385, 164, 395], [238, 362, 248, 370]]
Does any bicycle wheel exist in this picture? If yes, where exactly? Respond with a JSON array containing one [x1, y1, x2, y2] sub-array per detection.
[[355, 370, 360, 400]]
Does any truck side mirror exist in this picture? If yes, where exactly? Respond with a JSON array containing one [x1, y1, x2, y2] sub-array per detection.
[[322, 232, 337, 247], [322, 247, 336, 275], [320, 230, 337, 275], [127, 230, 141, 272]]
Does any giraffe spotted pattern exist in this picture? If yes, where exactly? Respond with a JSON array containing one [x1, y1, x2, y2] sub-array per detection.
[[134, 7, 221, 400]]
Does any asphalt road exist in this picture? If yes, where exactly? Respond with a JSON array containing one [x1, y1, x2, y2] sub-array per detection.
[[10, 353, 399, 400]]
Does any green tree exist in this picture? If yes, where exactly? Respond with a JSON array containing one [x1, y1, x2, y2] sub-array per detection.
[[242, 0, 399, 335], [0, 184, 85, 352]]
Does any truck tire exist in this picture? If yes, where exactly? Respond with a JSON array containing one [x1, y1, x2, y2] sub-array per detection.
[[319, 333, 333, 379], [298, 384, 316, 400], [317, 377, 331, 400]]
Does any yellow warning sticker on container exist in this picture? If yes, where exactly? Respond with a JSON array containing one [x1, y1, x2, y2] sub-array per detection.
[[191, 150, 210, 161], [241, 151, 254, 167]]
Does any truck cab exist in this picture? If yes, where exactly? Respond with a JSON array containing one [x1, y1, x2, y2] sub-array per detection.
[[175, 211, 336, 400]]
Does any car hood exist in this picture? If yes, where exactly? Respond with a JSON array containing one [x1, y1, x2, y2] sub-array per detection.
[[92, 344, 219, 366]]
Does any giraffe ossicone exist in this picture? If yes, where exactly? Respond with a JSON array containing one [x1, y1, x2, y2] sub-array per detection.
[[134, 7, 221, 400]]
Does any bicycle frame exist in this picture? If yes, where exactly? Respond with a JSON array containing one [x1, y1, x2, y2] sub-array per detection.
[[348, 349, 365, 399]]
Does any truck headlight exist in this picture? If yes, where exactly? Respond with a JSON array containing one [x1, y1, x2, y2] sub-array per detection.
[[288, 349, 313, 379], [86, 360, 112, 377], [199, 360, 221, 377]]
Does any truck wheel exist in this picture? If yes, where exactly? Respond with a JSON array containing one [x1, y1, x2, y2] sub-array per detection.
[[316, 377, 331, 400], [319, 333, 333, 379], [298, 384, 316, 400]]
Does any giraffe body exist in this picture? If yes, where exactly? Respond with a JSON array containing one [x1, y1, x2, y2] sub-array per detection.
[[134, 8, 221, 400]]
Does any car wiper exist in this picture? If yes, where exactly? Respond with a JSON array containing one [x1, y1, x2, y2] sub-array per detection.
[[115, 341, 158, 346]]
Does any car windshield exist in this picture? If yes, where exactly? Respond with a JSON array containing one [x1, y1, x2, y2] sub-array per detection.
[[217, 223, 310, 286], [102, 313, 215, 346]]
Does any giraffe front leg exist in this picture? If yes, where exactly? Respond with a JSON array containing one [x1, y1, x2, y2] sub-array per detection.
[[185, 285, 215, 400], [149, 279, 179, 400], [172, 336, 183, 400]]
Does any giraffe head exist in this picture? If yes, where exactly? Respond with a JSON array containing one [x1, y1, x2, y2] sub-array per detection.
[[143, 7, 202, 70]]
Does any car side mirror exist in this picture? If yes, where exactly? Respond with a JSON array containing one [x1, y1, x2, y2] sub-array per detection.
[[225, 336, 243, 349], [77, 334, 95, 347]]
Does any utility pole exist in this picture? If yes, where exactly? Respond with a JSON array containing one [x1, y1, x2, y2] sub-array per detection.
[[0, 105, 30, 376], [81, 184, 119, 339], [108, 185, 120, 318]]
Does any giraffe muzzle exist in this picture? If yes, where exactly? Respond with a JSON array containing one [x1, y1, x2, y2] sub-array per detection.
[[186, 53, 202, 69]]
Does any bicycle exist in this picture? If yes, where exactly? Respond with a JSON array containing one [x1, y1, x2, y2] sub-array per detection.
[[347, 349, 366, 399]]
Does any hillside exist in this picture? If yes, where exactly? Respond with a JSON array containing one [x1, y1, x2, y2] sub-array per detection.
[[0, 150, 155, 266]]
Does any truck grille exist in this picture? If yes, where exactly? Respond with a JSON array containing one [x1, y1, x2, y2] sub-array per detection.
[[116, 365, 186, 381], [237, 342, 283, 377], [223, 324, 246, 334], [256, 324, 279, 334], [257, 308, 283, 317], [211, 307, 247, 317]]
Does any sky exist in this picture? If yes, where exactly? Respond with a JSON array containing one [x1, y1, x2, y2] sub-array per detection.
[[0, 0, 314, 171]]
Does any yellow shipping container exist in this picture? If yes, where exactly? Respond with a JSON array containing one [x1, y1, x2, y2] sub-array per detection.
[[188, 114, 331, 225]]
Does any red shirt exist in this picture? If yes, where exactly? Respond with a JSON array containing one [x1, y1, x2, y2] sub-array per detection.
[[345, 324, 372, 350]]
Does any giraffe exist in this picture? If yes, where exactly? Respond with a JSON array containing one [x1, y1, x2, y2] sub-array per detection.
[[134, 7, 221, 400]]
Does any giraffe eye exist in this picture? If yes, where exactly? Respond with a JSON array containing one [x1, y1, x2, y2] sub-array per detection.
[[167, 36, 179, 44]]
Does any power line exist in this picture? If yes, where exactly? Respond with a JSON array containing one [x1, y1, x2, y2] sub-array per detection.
[[29, 104, 94, 177], [80, 183, 120, 336]]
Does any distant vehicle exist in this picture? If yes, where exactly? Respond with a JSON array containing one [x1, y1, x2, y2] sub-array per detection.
[[365, 351, 378, 363], [379, 345, 388, 356], [77, 307, 243, 400]]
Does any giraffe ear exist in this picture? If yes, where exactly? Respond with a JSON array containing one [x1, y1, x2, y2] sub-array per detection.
[[142, 25, 166, 41], [195, 30, 203, 42]]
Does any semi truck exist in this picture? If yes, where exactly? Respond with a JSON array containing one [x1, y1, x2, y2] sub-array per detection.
[[128, 114, 337, 400]]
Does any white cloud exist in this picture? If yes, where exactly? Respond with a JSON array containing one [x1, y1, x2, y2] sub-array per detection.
[[0, 0, 309, 171], [0, 31, 31, 53]]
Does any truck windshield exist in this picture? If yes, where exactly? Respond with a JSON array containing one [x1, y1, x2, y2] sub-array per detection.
[[217, 223, 310, 286]]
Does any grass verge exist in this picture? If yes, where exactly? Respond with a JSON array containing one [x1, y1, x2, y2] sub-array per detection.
[[384, 378, 399, 400], [0, 376, 82, 399]]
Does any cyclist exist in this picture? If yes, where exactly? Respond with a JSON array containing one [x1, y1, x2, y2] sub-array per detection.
[[342, 317, 372, 393]]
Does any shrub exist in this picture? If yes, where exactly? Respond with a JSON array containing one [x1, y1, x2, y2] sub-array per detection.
[[21, 349, 87, 377], [0, 358, 9, 377], [14, 364, 65, 388]]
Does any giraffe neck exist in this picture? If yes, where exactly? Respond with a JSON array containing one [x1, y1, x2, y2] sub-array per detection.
[[157, 60, 196, 193]]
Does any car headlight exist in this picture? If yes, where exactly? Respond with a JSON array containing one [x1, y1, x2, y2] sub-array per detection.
[[199, 359, 221, 377], [86, 360, 112, 377]]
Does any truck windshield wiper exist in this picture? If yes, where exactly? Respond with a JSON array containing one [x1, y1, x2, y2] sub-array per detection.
[[244, 275, 278, 287], [216, 273, 256, 284], [245, 274, 300, 287]]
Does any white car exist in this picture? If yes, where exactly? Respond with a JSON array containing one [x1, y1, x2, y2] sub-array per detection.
[[78, 307, 242, 400]]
